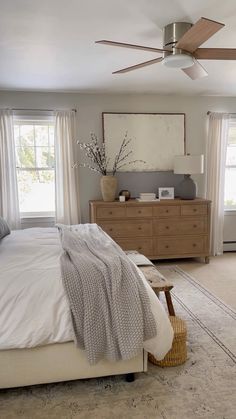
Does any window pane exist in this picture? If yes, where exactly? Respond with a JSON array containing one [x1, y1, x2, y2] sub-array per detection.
[[16, 146, 36, 168], [224, 167, 236, 208], [36, 147, 54, 168], [14, 120, 55, 215], [14, 125, 20, 146], [49, 126, 54, 146], [228, 126, 236, 145], [226, 144, 236, 166], [17, 169, 55, 213], [20, 125, 34, 146], [35, 125, 49, 146], [49, 147, 54, 166]]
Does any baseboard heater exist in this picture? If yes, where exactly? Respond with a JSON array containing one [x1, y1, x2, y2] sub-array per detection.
[[223, 241, 236, 251]]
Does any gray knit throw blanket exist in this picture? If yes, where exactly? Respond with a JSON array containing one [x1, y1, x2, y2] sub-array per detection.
[[58, 224, 157, 365]]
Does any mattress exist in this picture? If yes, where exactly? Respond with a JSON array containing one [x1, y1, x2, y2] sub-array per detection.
[[0, 226, 173, 360]]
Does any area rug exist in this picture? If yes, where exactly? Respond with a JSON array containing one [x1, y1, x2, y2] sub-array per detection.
[[0, 266, 235, 419]]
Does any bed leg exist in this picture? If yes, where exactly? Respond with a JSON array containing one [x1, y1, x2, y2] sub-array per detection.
[[125, 373, 135, 382]]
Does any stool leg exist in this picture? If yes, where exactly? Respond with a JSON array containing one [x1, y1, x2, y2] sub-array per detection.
[[154, 291, 160, 299], [165, 291, 175, 316]]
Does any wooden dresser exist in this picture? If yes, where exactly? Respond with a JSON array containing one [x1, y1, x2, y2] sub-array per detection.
[[90, 198, 211, 263]]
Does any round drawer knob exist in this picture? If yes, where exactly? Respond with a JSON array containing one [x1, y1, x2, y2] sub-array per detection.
[[109, 211, 113, 215], [138, 210, 142, 214], [192, 243, 196, 247], [193, 209, 197, 212], [165, 226, 169, 230], [166, 210, 169, 213], [138, 247, 142, 250], [165, 245, 169, 249], [138, 227, 142, 230], [109, 228, 113, 232], [193, 224, 197, 228]]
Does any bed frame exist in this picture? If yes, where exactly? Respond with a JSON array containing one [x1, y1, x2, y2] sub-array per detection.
[[0, 342, 147, 388]]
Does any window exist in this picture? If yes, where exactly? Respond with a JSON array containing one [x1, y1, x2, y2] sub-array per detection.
[[224, 120, 236, 210], [14, 120, 55, 217]]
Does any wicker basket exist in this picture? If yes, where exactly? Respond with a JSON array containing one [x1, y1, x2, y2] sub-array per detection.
[[149, 316, 187, 367]]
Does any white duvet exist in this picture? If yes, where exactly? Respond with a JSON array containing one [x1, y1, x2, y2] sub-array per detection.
[[0, 227, 173, 360]]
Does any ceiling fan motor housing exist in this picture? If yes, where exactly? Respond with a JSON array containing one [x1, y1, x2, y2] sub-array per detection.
[[162, 22, 195, 68], [163, 22, 192, 50]]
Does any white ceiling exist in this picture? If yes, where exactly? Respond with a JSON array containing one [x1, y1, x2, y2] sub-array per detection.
[[1, 0, 236, 95]]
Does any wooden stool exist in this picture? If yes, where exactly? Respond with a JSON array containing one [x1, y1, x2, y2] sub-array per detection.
[[139, 265, 176, 316], [149, 316, 187, 367]]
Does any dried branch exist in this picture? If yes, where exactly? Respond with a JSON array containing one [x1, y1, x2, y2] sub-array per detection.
[[74, 132, 146, 176], [73, 162, 102, 173], [116, 159, 146, 170]]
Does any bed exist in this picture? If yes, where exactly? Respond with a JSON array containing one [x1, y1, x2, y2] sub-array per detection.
[[0, 226, 173, 388]]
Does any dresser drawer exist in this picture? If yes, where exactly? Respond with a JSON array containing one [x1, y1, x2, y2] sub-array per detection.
[[116, 238, 153, 257], [155, 236, 206, 255], [90, 199, 211, 261], [96, 206, 126, 219], [181, 204, 207, 216], [153, 205, 180, 217], [99, 220, 152, 238], [126, 206, 152, 218], [154, 217, 207, 236]]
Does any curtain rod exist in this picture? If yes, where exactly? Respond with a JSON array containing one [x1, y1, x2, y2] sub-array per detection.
[[207, 111, 236, 115], [11, 108, 77, 113]]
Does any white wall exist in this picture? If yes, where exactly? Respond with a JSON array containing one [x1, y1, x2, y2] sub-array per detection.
[[223, 212, 236, 250], [1, 91, 236, 222]]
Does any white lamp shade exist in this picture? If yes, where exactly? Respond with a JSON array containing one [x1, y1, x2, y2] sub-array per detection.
[[174, 155, 204, 175]]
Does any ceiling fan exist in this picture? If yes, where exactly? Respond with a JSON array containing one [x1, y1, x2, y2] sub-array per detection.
[[95, 17, 236, 80]]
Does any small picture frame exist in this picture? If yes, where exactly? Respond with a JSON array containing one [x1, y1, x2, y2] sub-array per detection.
[[158, 187, 174, 200]]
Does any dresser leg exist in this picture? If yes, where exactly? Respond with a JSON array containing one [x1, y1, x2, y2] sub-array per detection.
[[125, 373, 135, 382], [165, 291, 175, 316], [205, 256, 210, 264]]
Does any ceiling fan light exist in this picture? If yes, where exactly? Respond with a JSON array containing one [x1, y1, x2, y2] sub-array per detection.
[[162, 54, 194, 69]]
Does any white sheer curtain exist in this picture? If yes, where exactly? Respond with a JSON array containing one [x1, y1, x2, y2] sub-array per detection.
[[54, 110, 80, 224], [0, 109, 20, 229], [205, 112, 230, 255]]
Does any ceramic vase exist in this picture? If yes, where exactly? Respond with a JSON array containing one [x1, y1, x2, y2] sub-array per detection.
[[100, 175, 117, 201]]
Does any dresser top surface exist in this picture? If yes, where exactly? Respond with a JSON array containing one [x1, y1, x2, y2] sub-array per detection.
[[90, 198, 211, 206]]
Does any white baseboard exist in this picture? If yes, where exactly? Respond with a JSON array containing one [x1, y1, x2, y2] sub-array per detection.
[[223, 242, 236, 251]]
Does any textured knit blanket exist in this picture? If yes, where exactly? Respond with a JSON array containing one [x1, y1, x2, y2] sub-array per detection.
[[58, 223, 157, 365]]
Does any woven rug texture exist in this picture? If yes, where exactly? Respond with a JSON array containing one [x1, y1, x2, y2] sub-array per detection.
[[0, 266, 235, 419]]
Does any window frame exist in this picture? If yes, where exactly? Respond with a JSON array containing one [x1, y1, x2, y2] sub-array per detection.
[[14, 117, 56, 218], [224, 119, 236, 212]]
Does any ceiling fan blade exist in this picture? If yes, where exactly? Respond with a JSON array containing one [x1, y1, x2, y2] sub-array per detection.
[[112, 57, 163, 74], [182, 60, 208, 80], [176, 17, 224, 53], [194, 48, 236, 60], [95, 40, 167, 53]]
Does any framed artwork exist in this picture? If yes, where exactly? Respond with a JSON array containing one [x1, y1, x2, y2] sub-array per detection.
[[102, 112, 185, 172], [158, 187, 175, 200]]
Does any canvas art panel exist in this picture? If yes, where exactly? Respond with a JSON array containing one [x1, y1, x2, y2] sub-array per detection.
[[103, 113, 185, 172]]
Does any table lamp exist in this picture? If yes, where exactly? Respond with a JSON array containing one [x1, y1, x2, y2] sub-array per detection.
[[174, 154, 204, 199]]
